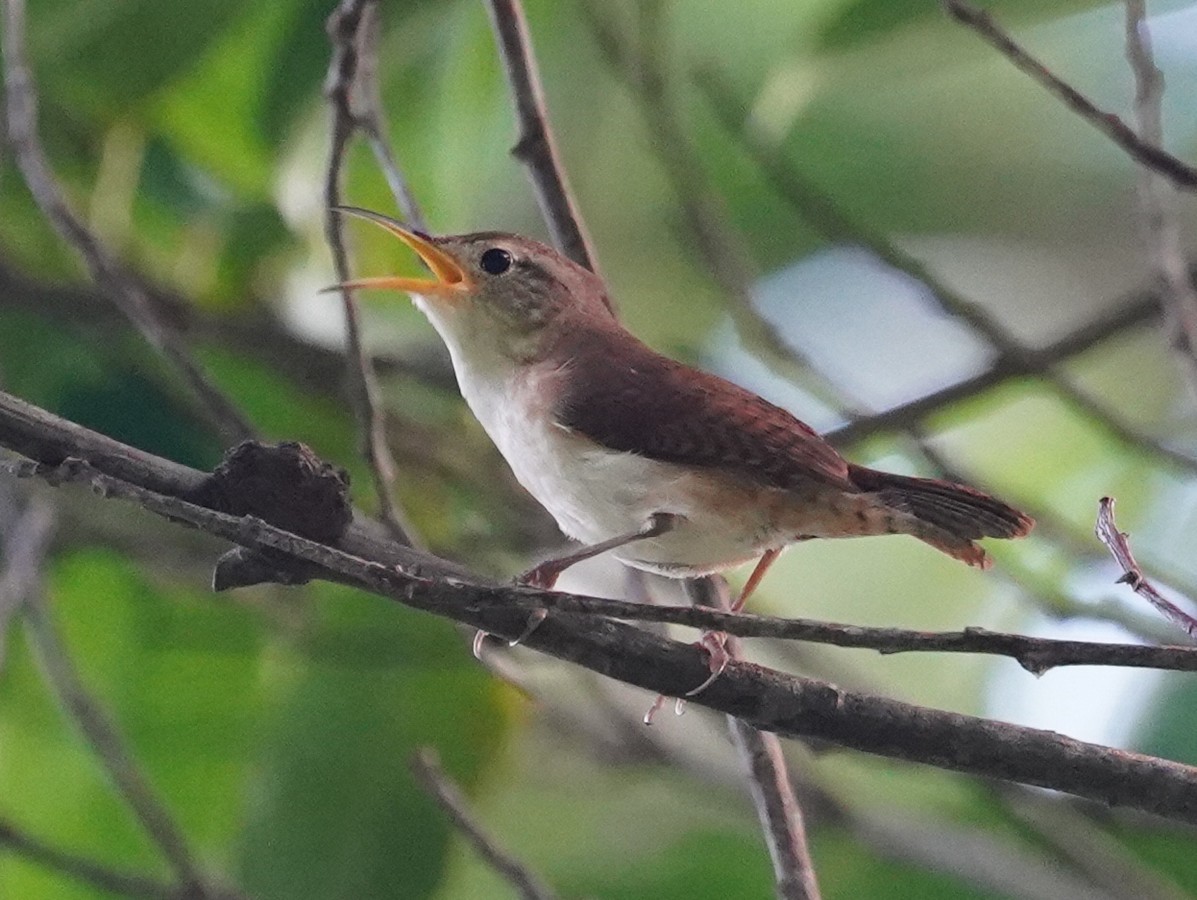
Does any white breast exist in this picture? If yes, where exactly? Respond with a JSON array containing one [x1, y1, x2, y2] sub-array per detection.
[[448, 346, 782, 575]]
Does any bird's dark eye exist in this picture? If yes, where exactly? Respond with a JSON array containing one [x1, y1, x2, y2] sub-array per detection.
[[480, 247, 512, 275]]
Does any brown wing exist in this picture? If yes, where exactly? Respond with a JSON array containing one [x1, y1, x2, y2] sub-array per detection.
[[554, 329, 853, 493]]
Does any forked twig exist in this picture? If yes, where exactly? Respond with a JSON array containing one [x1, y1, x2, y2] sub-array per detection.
[[1095, 497, 1197, 639]]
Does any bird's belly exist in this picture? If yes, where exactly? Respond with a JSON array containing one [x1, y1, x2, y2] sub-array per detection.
[[459, 362, 791, 574]]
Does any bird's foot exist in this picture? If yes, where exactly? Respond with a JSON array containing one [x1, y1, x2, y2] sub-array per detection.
[[508, 607, 548, 647], [684, 631, 731, 697], [515, 561, 564, 591]]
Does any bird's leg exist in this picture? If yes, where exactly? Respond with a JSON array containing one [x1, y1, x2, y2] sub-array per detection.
[[686, 546, 786, 698], [517, 512, 680, 590], [732, 546, 782, 612], [474, 513, 681, 660]]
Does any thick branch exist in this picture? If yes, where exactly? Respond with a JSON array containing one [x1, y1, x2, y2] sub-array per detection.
[[0, 0, 255, 445], [3, 417, 1197, 822]]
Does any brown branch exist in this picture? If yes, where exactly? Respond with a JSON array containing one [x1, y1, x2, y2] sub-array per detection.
[[943, 0, 1197, 191], [688, 578, 821, 900], [4, 408, 1197, 822], [324, 0, 420, 548], [1123, 0, 1197, 394], [1095, 497, 1197, 639], [0, 818, 184, 900], [483, 0, 602, 280], [410, 749, 558, 900], [0, 0, 256, 445]]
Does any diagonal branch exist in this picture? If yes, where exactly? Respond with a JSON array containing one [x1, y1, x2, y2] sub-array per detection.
[[0, 0, 255, 445], [324, 0, 420, 547], [943, 0, 1197, 191], [483, 0, 602, 280], [410, 748, 558, 900], [1096, 496, 1197, 639]]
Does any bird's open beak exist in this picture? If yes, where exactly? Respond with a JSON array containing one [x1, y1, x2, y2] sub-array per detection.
[[327, 206, 472, 297]]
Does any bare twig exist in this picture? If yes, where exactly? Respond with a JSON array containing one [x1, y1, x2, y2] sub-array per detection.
[[1123, 0, 1197, 393], [5, 452, 1197, 823], [324, 0, 420, 547], [23, 588, 215, 892], [483, 0, 602, 280], [581, 2, 866, 416], [0, 491, 53, 669], [688, 578, 821, 900], [410, 749, 558, 900], [1095, 497, 1197, 639], [354, 2, 428, 233], [695, 66, 1197, 477], [943, 0, 1197, 191], [0, 0, 256, 445], [0, 818, 182, 900]]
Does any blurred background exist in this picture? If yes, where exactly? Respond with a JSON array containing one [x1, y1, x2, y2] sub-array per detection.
[[2, 0, 1197, 896]]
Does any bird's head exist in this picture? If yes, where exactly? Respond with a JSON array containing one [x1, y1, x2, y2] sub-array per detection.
[[330, 206, 615, 364]]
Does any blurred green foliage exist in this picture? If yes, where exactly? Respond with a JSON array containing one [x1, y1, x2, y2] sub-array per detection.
[[3, 0, 1197, 897]]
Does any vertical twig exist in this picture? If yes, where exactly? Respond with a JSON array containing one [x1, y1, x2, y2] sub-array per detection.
[[687, 578, 822, 900], [483, 0, 603, 281], [410, 748, 559, 900], [1123, 0, 1197, 394], [324, 0, 421, 547], [0, 0, 256, 445]]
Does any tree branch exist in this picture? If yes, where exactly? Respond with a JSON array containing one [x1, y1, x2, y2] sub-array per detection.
[[1123, 0, 1197, 394], [687, 578, 821, 900], [2, 402, 1197, 823], [410, 749, 558, 900], [483, 0, 601, 280], [1096, 496, 1197, 639], [324, 0, 420, 547], [0, 0, 256, 445], [943, 0, 1197, 191]]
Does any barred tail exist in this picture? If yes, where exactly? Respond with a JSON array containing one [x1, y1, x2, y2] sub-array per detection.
[[848, 464, 1034, 568]]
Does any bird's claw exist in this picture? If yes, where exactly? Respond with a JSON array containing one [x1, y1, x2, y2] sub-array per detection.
[[516, 562, 562, 591], [684, 631, 730, 697]]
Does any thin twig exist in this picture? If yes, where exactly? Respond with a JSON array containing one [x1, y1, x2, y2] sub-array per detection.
[[23, 589, 215, 892], [581, 2, 865, 416], [354, 2, 429, 233], [943, 0, 1197, 191], [483, 0, 602, 281], [410, 748, 558, 900], [0, 0, 256, 445], [0, 491, 53, 669], [688, 578, 821, 900], [0, 818, 182, 900], [1123, 0, 1197, 395], [7, 453, 1197, 823], [695, 66, 1197, 477], [1095, 497, 1197, 639], [324, 0, 420, 547]]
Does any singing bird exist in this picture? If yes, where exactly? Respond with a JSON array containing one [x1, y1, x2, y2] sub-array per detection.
[[335, 207, 1033, 610]]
